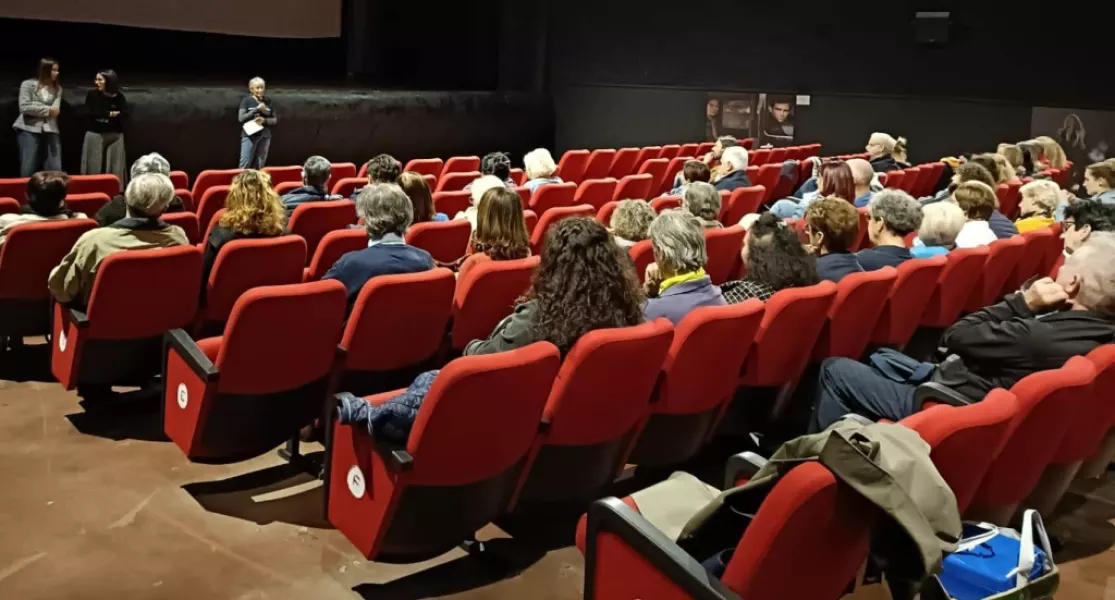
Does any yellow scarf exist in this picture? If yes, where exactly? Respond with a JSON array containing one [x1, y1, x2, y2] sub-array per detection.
[[659, 269, 707, 295]]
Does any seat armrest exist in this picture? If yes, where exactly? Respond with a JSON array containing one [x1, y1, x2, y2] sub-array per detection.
[[913, 382, 974, 410], [164, 329, 219, 383], [68, 307, 90, 327], [725, 451, 768, 489]]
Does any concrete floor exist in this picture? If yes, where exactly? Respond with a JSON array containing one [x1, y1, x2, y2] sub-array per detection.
[[1, 342, 1114, 599]]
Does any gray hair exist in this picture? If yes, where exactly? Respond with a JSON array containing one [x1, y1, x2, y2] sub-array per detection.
[[918, 201, 966, 247], [303, 155, 332, 188], [1064, 233, 1115, 313], [648, 210, 707, 274], [524, 148, 558, 180], [357, 183, 413, 239], [683, 182, 722, 222], [125, 173, 175, 218], [869, 189, 923, 235], [249, 76, 265, 88], [1019, 179, 1059, 214], [470, 175, 505, 206], [870, 132, 897, 153], [610, 199, 656, 242], [721, 146, 749, 172], [130, 153, 171, 179]]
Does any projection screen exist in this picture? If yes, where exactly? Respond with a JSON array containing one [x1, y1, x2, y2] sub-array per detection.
[[7, 0, 342, 38]]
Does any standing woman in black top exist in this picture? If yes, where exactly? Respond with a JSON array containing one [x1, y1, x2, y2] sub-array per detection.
[[238, 76, 277, 169], [82, 69, 129, 183]]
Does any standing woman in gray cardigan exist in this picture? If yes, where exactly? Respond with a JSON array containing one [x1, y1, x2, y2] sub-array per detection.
[[13, 58, 63, 177], [238, 76, 277, 169], [82, 69, 129, 184]]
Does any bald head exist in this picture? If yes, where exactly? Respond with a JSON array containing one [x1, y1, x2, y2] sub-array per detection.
[[848, 158, 874, 195]]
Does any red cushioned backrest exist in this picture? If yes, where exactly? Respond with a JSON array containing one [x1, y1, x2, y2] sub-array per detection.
[[650, 196, 681, 213], [661, 157, 689, 196], [274, 181, 301, 196], [543, 319, 674, 445], [65, 192, 111, 216], [435, 171, 481, 193], [768, 148, 787, 164], [330, 177, 368, 198], [197, 186, 231, 238], [695, 142, 716, 156], [884, 170, 905, 190], [658, 300, 765, 415], [85, 245, 203, 339], [0, 197, 20, 215], [0, 179, 30, 204], [169, 171, 189, 190], [750, 149, 771, 166], [722, 462, 873, 600], [900, 389, 1018, 513], [584, 149, 617, 181], [900, 167, 921, 195], [403, 158, 444, 181], [215, 280, 347, 395], [206, 236, 307, 323], [740, 282, 836, 387], [678, 143, 700, 157], [201, 209, 227, 251], [704, 226, 746, 285], [1001, 180, 1023, 219], [288, 200, 357, 260], [745, 165, 759, 183], [523, 210, 538, 236], [407, 342, 561, 486], [451, 255, 540, 349], [629, 240, 655, 284], [174, 189, 194, 212], [596, 200, 620, 226], [68, 174, 120, 197], [529, 182, 577, 216], [328, 162, 358, 192], [967, 235, 1026, 311], [262, 165, 302, 186], [770, 161, 800, 200], [305, 228, 367, 281], [443, 155, 480, 174], [1008, 227, 1055, 291], [591, 532, 697, 600], [871, 256, 947, 347], [556, 150, 590, 185], [659, 144, 682, 161], [974, 357, 1096, 508], [513, 186, 531, 207], [530, 205, 595, 252], [432, 190, 472, 217], [192, 169, 242, 200], [754, 164, 781, 202], [921, 246, 989, 328], [343, 269, 455, 372], [721, 186, 766, 225], [1054, 345, 1115, 464], [637, 159, 670, 194], [405, 218, 471, 263], [0, 219, 97, 300], [160, 212, 200, 245], [576, 179, 618, 212], [609, 148, 641, 179], [633, 147, 662, 173], [510, 169, 526, 186], [815, 267, 896, 360], [613, 174, 654, 202]]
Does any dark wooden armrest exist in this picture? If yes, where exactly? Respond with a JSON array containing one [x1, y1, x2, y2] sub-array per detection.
[[913, 382, 974, 410], [164, 329, 219, 383], [725, 451, 768, 489]]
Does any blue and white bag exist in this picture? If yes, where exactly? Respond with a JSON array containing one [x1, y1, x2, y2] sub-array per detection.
[[935, 510, 1059, 599]]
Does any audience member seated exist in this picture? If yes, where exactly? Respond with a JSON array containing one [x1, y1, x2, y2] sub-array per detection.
[[324, 183, 434, 308], [522, 148, 563, 193], [713, 146, 752, 192], [352, 154, 402, 198], [466, 152, 514, 190], [1034, 136, 1068, 170], [990, 153, 1020, 185], [953, 181, 1000, 249], [281, 155, 338, 217], [969, 154, 1007, 186], [49, 173, 188, 307], [701, 135, 738, 181], [457, 187, 531, 281], [770, 160, 856, 219], [866, 132, 901, 173], [721, 212, 819, 303], [642, 210, 725, 324], [682, 182, 723, 229], [911, 202, 965, 258], [924, 161, 1017, 238], [1014, 180, 1059, 233], [1055, 161, 1115, 221], [456, 175, 505, 230], [998, 143, 1026, 177], [1062, 201, 1115, 257], [857, 190, 922, 270], [464, 217, 644, 356], [202, 170, 286, 287], [398, 171, 447, 224], [811, 234, 1115, 431], [849, 158, 878, 207], [95, 153, 185, 227], [669, 160, 711, 196], [1018, 140, 1045, 174], [892, 136, 911, 169], [609, 199, 656, 248], [804, 196, 863, 282], [0, 171, 85, 246]]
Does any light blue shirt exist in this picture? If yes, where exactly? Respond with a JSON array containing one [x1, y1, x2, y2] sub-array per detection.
[[525, 177, 564, 193]]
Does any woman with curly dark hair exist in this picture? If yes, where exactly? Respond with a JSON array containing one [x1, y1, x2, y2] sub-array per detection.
[[721, 212, 819, 304], [464, 217, 645, 356]]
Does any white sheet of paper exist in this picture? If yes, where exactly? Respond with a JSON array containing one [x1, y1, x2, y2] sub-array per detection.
[[242, 120, 264, 136]]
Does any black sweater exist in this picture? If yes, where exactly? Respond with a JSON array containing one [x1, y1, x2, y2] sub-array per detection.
[[85, 90, 129, 134]]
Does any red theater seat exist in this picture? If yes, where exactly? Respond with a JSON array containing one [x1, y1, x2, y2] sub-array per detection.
[[529, 182, 577, 216], [529, 205, 595, 255], [443, 156, 481, 174], [556, 149, 590, 184], [0, 197, 20, 215], [512, 186, 531, 207], [964, 235, 1026, 312], [659, 144, 682, 161], [638, 159, 670, 195], [613, 174, 655, 202], [919, 246, 989, 328], [870, 256, 947, 350], [405, 219, 471, 264], [169, 171, 189, 191], [403, 158, 444, 181], [174, 189, 194, 212], [575, 179, 619, 212], [523, 210, 538, 236], [750, 148, 771, 166], [851, 208, 871, 252], [200, 209, 227, 252], [768, 148, 787, 164], [678, 143, 700, 157], [192, 169, 242, 201], [0, 179, 30, 204], [329, 163, 358, 192], [67, 174, 120, 197], [435, 171, 481, 194], [331, 177, 368, 198], [630, 240, 655, 284], [327, 342, 560, 561], [630, 300, 765, 467], [274, 181, 301, 196], [304, 229, 367, 282], [661, 157, 689, 196], [753, 164, 781, 203], [720, 186, 766, 225], [695, 142, 716, 157], [884, 170, 905, 190], [595, 200, 619, 226], [262, 165, 302, 186], [52, 245, 203, 390], [451, 256, 540, 351], [1007, 227, 1055, 292], [900, 167, 922, 195], [512, 319, 674, 506], [649, 196, 681, 213], [65, 192, 110, 216], [433, 191, 472, 218], [609, 148, 641, 179], [633, 147, 662, 173], [704, 226, 746, 285], [584, 149, 618, 181], [161, 212, 200, 245], [1000, 180, 1023, 219], [164, 280, 347, 462], [814, 267, 896, 360], [0, 219, 96, 339], [288, 200, 357, 263], [510, 169, 526, 187], [200, 237, 307, 333], [196, 186, 232, 238], [770, 161, 800, 200]]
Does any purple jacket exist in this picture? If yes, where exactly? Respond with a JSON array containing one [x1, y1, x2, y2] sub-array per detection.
[[644, 277, 726, 325]]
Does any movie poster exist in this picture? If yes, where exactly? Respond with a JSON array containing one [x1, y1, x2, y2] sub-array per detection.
[[705, 94, 757, 142], [757, 94, 796, 148], [1031, 107, 1115, 190]]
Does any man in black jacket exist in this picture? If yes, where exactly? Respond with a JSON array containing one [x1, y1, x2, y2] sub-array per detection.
[[866, 132, 901, 173], [281, 155, 339, 217], [810, 234, 1115, 432]]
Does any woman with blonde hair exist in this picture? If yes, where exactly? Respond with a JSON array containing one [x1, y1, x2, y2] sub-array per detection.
[[202, 169, 286, 285], [523, 148, 563, 193], [457, 187, 531, 281], [1015, 180, 1059, 233], [610, 199, 657, 247], [990, 153, 1018, 184], [1034, 136, 1068, 170], [997, 143, 1025, 175]]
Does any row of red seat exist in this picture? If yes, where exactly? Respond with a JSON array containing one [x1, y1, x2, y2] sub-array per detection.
[[881, 161, 1074, 219]]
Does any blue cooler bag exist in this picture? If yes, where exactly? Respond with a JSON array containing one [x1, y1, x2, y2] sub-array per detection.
[[937, 510, 1057, 600]]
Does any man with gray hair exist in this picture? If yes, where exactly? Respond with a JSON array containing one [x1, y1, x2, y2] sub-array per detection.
[[642, 210, 725, 324], [856, 189, 923, 270], [95, 152, 187, 226], [811, 233, 1115, 432], [865, 132, 900, 173], [49, 172, 188, 307], [323, 183, 433, 308], [282, 155, 340, 217], [714, 146, 752, 192], [683, 182, 724, 228]]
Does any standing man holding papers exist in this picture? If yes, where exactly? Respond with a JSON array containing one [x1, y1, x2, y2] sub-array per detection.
[[238, 76, 276, 169]]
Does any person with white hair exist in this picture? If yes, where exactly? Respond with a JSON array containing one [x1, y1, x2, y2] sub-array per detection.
[[1014, 179, 1059, 233], [911, 202, 966, 258], [523, 148, 563, 193], [95, 152, 187, 226], [456, 174, 505, 230], [282, 155, 339, 217], [713, 146, 752, 192], [642, 210, 725, 324], [238, 76, 277, 168], [49, 172, 188, 307], [865, 132, 901, 173], [857, 189, 922, 270]]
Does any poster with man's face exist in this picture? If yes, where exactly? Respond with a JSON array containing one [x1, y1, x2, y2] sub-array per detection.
[[758, 94, 795, 147], [705, 94, 757, 141]]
